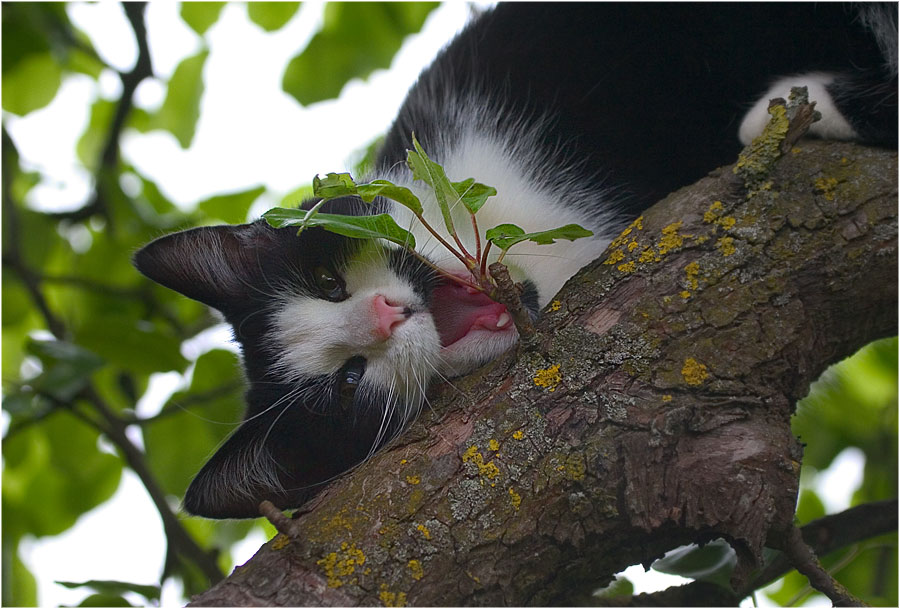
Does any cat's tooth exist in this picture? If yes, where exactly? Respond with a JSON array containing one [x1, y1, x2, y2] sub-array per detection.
[[496, 312, 511, 328]]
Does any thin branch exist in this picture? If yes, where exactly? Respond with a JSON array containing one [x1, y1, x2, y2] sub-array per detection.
[[774, 526, 864, 606], [592, 500, 898, 607], [80, 385, 224, 584], [48, 2, 153, 223]]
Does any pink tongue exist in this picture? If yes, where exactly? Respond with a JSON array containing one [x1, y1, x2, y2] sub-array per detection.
[[430, 281, 509, 347]]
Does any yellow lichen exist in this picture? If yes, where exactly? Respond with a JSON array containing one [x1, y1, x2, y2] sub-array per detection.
[[488, 439, 500, 452], [618, 260, 636, 273], [703, 200, 724, 223], [716, 236, 736, 256], [549, 299, 562, 312], [405, 475, 420, 485], [609, 215, 644, 249], [680, 290, 691, 299], [533, 364, 562, 392], [565, 454, 586, 481], [684, 261, 700, 290], [662, 394, 673, 402], [718, 216, 736, 230], [657, 221, 686, 256], [408, 559, 424, 581], [639, 247, 658, 263], [509, 487, 522, 511], [682, 357, 709, 386], [379, 584, 407, 607], [512, 430, 524, 440], [400, 459, 407, 465], [814, 176, 840, 201], [416, 523, 431, 540], [627, 240, 639, 252], [271, 534, 291, 550], [462, 445, 501, 486], [604, 248, 625, 265], [317, 542, 366, 588], [733, 103, 789, 189]]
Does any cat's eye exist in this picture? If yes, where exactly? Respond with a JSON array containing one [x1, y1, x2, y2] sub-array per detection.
[[313, 266, 348, 301], [338, 356, 366, 411]]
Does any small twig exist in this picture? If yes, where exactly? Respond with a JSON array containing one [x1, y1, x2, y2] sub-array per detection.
[[260, 500, 300, 538], [780, 525, 865, 607], [488, 261, 536, 341]]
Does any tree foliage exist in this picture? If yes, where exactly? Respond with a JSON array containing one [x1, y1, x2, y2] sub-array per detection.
[[1, 3, 895, 607]]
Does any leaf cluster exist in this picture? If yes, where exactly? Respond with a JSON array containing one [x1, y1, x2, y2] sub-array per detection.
[[264, 136, 592, 299]]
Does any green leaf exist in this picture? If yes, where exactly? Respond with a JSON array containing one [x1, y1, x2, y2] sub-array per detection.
[[312, 172, 358, 199], [77, 99, 116, 169], [795, 488, 826, 524], [264, 208, 415, 248], [282, 2, 438, 105], [356, 180, 423, 214], [593, 576, 634, 599], [3, 412, 122, 538], [652, 540, 736, 588], [1, 3, 52, 75], [57, 580, 160, 602], [408, 136, 458, 234], [76, 593, 134, 607], [1, 52, 62, 116], [280, 184, 315, 207], [180, 3, 226, 36], [25, 339, 106, 402], [486, 223, 594, 251], [247, 2, 301, 32], [452, 178, 496, 214], [196, 185, 265, 224], [154, 50, 209, 148], [311, 173, 424, 215], [73, 317, 187, 375]]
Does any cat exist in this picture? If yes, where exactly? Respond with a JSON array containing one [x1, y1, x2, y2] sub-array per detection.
[[134, 3, 897, 518]]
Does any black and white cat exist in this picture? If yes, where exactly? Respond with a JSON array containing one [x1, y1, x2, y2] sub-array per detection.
[[134, 3, 897, 518]]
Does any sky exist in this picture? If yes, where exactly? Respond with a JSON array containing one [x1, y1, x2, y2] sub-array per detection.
[[5, 2, 861, 606]]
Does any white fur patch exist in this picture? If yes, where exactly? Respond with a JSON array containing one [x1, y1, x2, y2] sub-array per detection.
[[739, 72, 858, 145], [271, 247, 440, 404]]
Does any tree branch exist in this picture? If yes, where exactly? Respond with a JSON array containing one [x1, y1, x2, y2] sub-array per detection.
[[48, 1, 153, 223], [186, 139, 897, 606]]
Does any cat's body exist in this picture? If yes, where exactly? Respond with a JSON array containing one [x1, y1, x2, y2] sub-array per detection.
[[134, 3, 897, 518]]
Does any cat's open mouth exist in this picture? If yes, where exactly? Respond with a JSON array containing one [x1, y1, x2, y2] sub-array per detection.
[[430, 277, 514, 348]]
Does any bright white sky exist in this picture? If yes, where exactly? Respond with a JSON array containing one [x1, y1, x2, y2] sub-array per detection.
[[5, 2, 860, 606]]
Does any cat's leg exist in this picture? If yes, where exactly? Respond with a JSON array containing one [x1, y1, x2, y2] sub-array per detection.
[[739, 71, 897, 147]]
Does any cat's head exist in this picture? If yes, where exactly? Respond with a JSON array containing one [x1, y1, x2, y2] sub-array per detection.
[[133, 196, 527, 517]]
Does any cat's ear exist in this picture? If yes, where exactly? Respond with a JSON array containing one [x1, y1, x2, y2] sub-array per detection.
[[182, 419, 282, 519], [133, 222, 275, 312], [183, 417, 328, 518]]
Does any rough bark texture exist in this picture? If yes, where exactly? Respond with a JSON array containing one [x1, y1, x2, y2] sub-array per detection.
[[188, 140, 897, 607]]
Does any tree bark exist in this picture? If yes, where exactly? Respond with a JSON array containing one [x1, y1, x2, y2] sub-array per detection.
[[188, 140, 897, 606]]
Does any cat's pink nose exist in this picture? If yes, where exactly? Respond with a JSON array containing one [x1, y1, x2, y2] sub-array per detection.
[[372, 294, 412, 340]]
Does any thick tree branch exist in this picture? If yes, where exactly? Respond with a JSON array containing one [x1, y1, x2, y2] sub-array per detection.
[[187, 139, 896, 607]]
